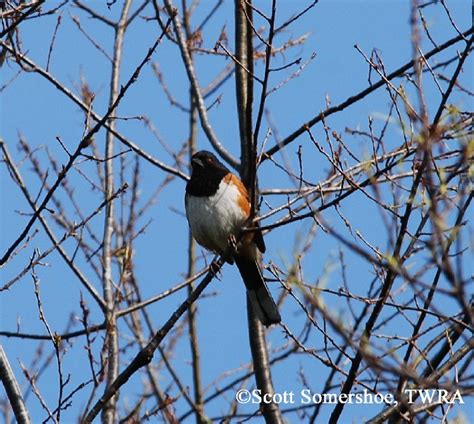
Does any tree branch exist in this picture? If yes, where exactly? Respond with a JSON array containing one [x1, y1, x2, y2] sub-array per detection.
[[0, 345, 31, 424], [264, 26, 474, 160]]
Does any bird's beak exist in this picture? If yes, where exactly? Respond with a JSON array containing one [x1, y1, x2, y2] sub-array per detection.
[[191, 157, 204, 168]]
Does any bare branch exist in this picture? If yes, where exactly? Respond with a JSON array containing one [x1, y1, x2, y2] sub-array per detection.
[[0, 345, 31, 424]]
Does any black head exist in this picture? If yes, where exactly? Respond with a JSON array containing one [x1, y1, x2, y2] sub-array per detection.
[[187, 150, 230, 196], [190, 151, 228, 173]]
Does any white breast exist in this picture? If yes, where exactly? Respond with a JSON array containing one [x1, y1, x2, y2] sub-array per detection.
[[185, 180, 248, 253]]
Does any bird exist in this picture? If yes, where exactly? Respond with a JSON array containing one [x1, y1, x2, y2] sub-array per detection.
[[185, 150, 281, 326]]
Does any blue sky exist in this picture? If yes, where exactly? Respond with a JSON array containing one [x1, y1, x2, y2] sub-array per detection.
[[1, 1, 472, 422]]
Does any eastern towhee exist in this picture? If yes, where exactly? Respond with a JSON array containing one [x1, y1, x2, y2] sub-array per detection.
[[185, 150, 281, 326]]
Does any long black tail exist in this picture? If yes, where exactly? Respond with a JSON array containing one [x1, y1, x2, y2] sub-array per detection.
[[235, 256, 281, 326]]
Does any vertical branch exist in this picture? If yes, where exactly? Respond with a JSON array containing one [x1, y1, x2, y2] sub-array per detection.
[[247, 305, 284, 423], [101, 1, 132, 423], [244, 1, 254, 191], [235, 0, 249, 175], [235, 1, 283, 422], [0, 345, 31, 424], [182, 1, 205, 421]]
